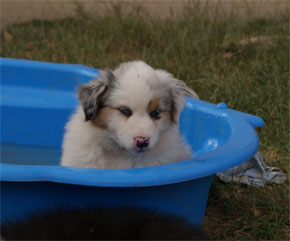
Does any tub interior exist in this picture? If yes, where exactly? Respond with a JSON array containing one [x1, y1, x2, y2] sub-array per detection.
[[0, 60, 232, 166]]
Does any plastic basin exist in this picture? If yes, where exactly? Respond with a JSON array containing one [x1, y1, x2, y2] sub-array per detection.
[[0, 58, 264, 225]]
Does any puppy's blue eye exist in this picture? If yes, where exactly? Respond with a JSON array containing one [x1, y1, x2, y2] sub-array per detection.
[[120, 108, 132, 117], [150, 110, 160, 120]]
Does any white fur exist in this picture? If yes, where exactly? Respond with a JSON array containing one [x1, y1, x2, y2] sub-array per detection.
[[61, 61, 192, 169]]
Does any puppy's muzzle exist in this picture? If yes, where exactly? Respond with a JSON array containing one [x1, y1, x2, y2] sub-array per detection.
[[133, 136, 150, 152]]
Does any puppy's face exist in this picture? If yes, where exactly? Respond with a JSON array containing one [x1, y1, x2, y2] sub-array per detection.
[[78, 61, 185, 154]]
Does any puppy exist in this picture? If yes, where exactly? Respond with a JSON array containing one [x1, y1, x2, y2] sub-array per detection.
[[61, 61, 192, 169]]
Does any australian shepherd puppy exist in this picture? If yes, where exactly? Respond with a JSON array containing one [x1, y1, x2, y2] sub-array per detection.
[[61, 61, 192, 169]]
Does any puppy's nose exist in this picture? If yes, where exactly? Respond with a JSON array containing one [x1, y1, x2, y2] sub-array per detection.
[[134, 136, 150, 149]]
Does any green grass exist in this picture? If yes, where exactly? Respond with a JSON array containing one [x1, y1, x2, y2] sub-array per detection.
[[1, 3, 289, 240]]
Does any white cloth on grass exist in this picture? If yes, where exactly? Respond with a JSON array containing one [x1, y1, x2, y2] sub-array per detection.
[[216, 152, 287, 187]]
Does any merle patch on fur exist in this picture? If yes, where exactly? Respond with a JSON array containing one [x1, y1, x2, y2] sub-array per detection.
[[78, 70, 116, 121], [1, 207, 210, 240]]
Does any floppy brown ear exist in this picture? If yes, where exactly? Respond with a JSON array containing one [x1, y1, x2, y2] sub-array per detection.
[[78, 70, 115, 121]]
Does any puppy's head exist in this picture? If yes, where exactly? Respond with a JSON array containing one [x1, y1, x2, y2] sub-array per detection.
[[78, 61, 185, 154]]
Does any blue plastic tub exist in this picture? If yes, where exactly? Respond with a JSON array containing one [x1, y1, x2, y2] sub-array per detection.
[[0, 58, 264, 226]]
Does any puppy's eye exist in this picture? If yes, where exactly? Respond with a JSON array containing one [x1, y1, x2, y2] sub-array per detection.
[[150, 110, 160, 120], [120, 108, 132, 117]]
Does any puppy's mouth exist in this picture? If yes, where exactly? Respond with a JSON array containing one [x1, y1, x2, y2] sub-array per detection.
[[126, 146, 150, 155], [132, 147, 149, 154]]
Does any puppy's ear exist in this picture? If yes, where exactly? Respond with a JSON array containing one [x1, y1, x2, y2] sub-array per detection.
[[169, 88, 185, 124], [155, 69, 186, 124], [78, 70, 115, 121]]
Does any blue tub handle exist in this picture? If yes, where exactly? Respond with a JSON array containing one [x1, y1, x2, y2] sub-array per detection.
[[231, 109, 264, 128]]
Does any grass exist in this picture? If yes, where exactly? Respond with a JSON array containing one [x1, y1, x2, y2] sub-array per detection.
[[1, 3, 289, 240]]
